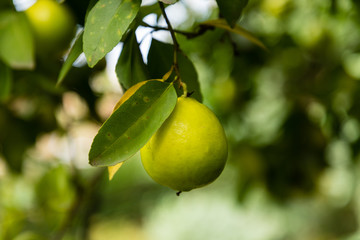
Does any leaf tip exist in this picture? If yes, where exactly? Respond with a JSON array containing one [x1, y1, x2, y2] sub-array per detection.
[[88, 154, 101, 167]]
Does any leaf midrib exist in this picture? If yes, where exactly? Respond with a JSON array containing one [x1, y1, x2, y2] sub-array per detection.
[[92, 82, 175, 164]]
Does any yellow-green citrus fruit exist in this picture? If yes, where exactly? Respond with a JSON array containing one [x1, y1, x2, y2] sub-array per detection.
[[140, 96, 228, 191], [25, 0, 76, 53]]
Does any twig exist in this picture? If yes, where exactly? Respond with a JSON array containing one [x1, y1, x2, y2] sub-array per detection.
[[158, 1, 181, 79], [140, 21, 200, 38]]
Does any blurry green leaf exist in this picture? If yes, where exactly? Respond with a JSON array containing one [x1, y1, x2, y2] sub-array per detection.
[[0, 62, 12, 101], [36, 165, 76, 211], [201, 19, 267, 50], [83, 0, 141, 67], [0, 0, 13, 8], [0, 11, 35, 69], [57, 31, 84, 86], [89, 80, 177, 167], [216, 0, 249, 27], [116, 31, 148, 90], [0, 108, 36, 173], [147, 39, 202, 102], [13, 232, 46, 240]]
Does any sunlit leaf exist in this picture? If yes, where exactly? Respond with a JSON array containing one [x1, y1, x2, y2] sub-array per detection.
[[89, 80, 177, 167], [147, 39, 202, 102], [57, 31, 84, 86], [83, 0, 141, 67], [216, 0, 249, 27], [116, 31, 148, 90], [108, 162, 123, 180], [0, 62, 12, 101], [0, 11, 35, 69], [201, 19, 267, 50]]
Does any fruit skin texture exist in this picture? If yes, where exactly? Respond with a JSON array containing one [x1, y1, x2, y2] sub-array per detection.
[[25, 0, 76, 53], [140, 96, 228, 191]]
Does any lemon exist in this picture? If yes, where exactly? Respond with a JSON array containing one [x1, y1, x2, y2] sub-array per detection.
[[25, 0, 76, 53], [140, 96, 228, 191]]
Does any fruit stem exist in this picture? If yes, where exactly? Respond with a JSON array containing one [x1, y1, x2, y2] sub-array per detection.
[[176, 191, 182, 196], [180, 81, 188, 97]]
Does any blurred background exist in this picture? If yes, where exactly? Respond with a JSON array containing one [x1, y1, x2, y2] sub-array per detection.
[[2, 0, 360, 239]]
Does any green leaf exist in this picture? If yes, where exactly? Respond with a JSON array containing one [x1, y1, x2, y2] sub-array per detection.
[[201, 19, 267, 50], [0, 11, 35, 69], [57, 31, 84, 86], [116, 31, 148, 90], [0, 61, 12, 101], [216, 0, 249, 27], [89, 80, 177, 167], [177, 52, 202, 100], [147, 39, 202, 102], [83, 0, 141, 67]]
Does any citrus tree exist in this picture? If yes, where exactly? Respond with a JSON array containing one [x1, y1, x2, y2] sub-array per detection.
[[1, 0, 256, 184], [2, 0, 360, 239], [0, 0, 255, 238]]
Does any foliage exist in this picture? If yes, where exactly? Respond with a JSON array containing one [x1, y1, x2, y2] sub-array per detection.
[[1, 0, 360, 239]]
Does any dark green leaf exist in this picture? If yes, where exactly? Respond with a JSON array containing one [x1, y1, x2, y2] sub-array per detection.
[[0, 107, 38, 173], [137, 2, 161, 20], [83, 0, 141, 67], [147, 39, 202, 102], [216, 0, 249, 27], [147, 39, 172, 79], [0, 62, 12, 101], [0, 11, 35, 69], [177, 51, 202, 100], [89, 80, 177, 167], [57, 31, 84, 86], [115, 31, 148, 90], [0, 0, 13, 8]]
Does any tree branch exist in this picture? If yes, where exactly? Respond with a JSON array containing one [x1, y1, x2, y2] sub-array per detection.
[[140, 21, 200, 39], [158, 1, 181, 79]]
